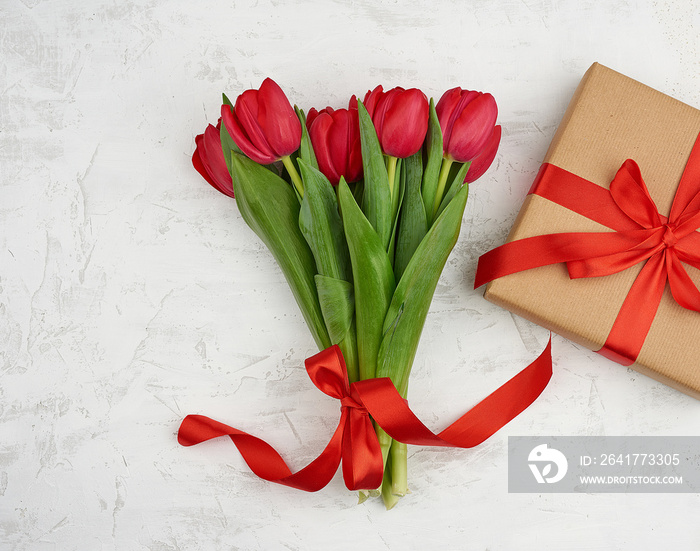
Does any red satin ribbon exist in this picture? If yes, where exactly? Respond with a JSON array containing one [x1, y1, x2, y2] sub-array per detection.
[[179, 340, 552, 491], [475, 131, 700, 366]]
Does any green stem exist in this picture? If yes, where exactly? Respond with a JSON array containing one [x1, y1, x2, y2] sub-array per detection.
[[390, 441, 408, 496], [377, 426, 392, 469], [281, 155, 304, 198], [386, 155, 398, 198], [358, 487, 380, 503], [431, 157, 453, 220], [381, 457, 401, 510]]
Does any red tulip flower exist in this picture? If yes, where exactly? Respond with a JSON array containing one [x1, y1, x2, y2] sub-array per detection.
[[307, 105, 363, 185], [362, 85, 429, 159], [221, 78, 302, 165], [465, 125, 501, 183], [192, 119, 234, 198], [436, 88, 498, 162]]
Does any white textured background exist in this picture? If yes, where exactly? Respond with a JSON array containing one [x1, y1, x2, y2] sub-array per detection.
[[2, 0, 700, 549]]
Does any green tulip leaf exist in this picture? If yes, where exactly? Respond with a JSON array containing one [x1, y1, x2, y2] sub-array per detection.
[[338, 179, 395, 381], [315, 274, 354, 345], [295, 106, 319, 171], [420, 98, 444, 224], [297, 159, 349, 281], [394, 151, 427, 281], [357, 100, 392, 250], [230, 152, 331, 350], [376, 183, 469, 395], [297, 164, 358, 381]]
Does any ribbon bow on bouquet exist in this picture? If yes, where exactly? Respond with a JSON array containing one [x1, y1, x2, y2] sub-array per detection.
[[186, 77, 555, 508], [180, 343, 552, 494]]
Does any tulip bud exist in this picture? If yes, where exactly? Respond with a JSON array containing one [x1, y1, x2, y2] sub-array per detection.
[[221, 78, 302, 165], [436, 88, 498, 163], [307, 106, 363, 185], [192, 119, 235, 198], [362, 85, 429, 158]]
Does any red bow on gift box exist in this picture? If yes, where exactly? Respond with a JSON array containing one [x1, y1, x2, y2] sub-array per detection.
[[475, 132, 700, 366]]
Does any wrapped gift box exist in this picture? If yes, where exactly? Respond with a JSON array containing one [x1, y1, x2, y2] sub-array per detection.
[[484, 63, 700, 399]]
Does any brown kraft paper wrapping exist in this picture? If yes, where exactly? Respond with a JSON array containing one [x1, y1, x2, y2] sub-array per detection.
[[484, 62, 700, 399]]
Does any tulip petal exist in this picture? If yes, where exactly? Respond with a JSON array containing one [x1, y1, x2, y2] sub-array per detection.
[[445, 90, 479, 147], [309, 113, 341, 185], [346, 108, 363, 183], [258, 78, 301, 158], [363, 85, 383, 119], [201, 124, 234, 194], [193, 126, 235, 198], [306, 107, 320, 128], [233, 91, 278, 163], [435, 87, 463, 144], [222, 103, 275, 165], [465, 125, 501, 183], [192, 134, 216, 187], [371, 87, 395, 143], [329, 109, 350, 182]]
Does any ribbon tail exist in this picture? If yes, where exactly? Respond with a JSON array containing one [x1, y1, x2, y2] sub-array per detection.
[[354, 338, 552, 449], [666, 252, 700, 312], [597, 253, 667, 366], [437, 337, 552, 446], [341, 410, 384, 491], [178, 413, 345, 492], [669, 132, 700, 222]]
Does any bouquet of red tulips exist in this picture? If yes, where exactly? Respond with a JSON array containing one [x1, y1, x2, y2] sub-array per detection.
[[192, 78, 500, 508]]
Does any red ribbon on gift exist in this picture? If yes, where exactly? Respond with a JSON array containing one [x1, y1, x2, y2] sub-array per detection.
[[179, 341, 552, 491], [475, 132, 700, 366]]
